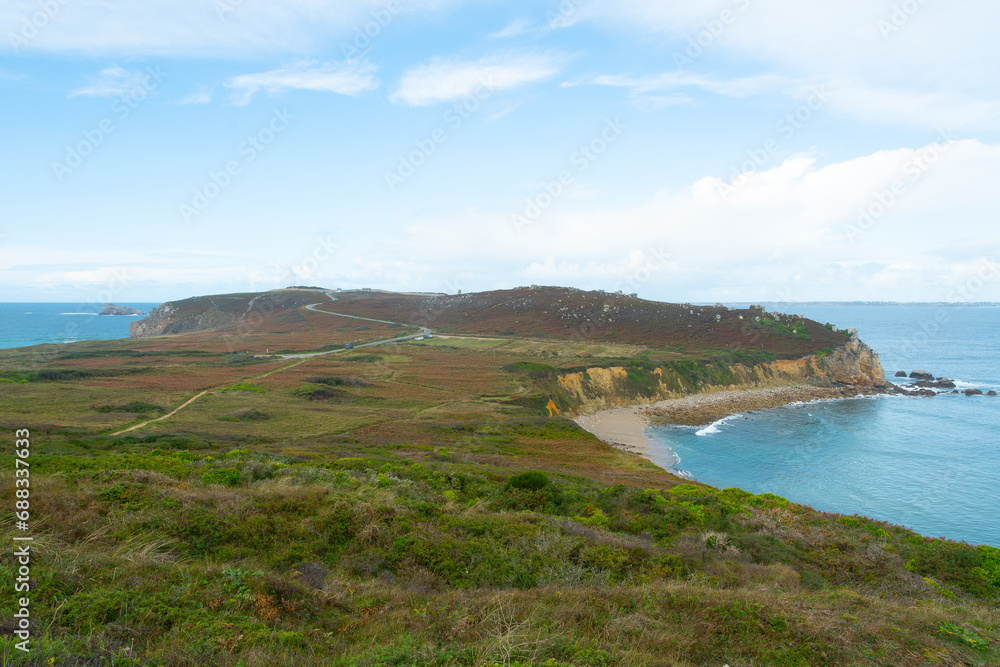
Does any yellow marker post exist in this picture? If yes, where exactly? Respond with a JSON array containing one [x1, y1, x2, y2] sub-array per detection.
[[546, 399, 560, 418]]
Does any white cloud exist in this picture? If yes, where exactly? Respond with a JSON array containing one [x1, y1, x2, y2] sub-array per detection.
[[391, 52, 567, 106], [226, 60, 378, 106], [177, 85, 214, 105], [587, 71, 787, 110], [69, 65, 150, 97], [368, 139, 1000, 301], [594, 72, 787, 98], [0, 0, 457, 57], [490, 18, 534, 39], [587, 0, 1000, 129]]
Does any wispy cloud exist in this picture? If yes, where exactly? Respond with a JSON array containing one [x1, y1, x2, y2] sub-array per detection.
[[586, 0, 1000, 129], [0, 0, 460, 57], [177, 84, 213, 105], [391, 52, 567, 106], [226, 60, 379, 106], [593, 72, 788, 98], [69, 65, 150, 98], [177, 84, 215, 104], [489, 18, 534, 39]]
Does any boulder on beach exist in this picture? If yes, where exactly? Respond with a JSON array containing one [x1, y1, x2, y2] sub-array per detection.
[[894, 371, 907, 377], [964, 389, 984, 396], [909, 370, 934, 381]]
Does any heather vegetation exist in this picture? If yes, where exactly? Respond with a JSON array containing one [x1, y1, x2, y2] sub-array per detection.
[[0, 290, 996, 665]]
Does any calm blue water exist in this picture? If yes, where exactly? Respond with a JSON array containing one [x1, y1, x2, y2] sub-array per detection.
[[647, 306, 1000, 547], [0, 303, 160, 350], [3, 302, 997, 545]]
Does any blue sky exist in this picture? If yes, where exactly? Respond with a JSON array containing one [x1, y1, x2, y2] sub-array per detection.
[[1, 0, 998, 303]]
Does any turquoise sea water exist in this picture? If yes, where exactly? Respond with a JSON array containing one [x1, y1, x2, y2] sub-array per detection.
[[646, 306, 1000, 547], [2, 302, 997, 546], [0, 303, 161, 350]]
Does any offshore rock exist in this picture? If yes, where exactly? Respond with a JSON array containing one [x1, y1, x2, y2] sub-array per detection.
[[100, 303, 145, 316], [909, 370, 935, 381], [915, 380, 956, 389]]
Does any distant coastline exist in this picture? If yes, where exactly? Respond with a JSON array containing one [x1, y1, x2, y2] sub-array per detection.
[[711, 301, 1000, 308]]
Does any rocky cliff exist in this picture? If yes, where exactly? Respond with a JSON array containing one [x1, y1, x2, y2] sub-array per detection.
[[555, 329, 888, 415], [129, 291, 323, 337], [820, 328, 887, 387]]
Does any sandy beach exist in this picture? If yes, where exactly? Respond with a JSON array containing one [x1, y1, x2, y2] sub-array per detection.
[[573, 407, 654, 456], [575, 385, 886, 455]]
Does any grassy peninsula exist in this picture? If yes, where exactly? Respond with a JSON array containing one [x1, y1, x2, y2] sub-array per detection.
[[1, 287, 997, 666]]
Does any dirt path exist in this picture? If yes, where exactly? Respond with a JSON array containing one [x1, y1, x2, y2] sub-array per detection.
[[109, 294, 432, 435], [111, 390, 211, 436]]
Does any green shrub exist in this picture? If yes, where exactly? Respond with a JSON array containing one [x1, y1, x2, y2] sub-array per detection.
[[93, 401, 165, 414], [972, 545, 1000, 589], [220, 382, 266, 393], [219, 408, 270, 422], [304, 376, 372, 387], [503, 361, 559, 379], [938, 623, 989, 651], [505, 471, 550, 491], [203, 467, 240, 486], [291, 384, 353, 401]]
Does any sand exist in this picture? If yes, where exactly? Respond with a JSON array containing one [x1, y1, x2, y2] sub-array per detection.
[[575, 385, 888, 456], [574, 407, 653, 456]]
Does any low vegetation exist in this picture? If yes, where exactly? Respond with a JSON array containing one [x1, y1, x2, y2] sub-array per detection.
[[0, 290, 996, 665], [1, 442, 997, 665]]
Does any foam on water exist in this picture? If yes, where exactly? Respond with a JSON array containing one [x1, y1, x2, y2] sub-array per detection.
[[643, 305, 1000, 547], [0, 302, 160, 350]]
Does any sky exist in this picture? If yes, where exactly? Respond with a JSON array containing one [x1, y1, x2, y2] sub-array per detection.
[[1, 0, 999, 304]]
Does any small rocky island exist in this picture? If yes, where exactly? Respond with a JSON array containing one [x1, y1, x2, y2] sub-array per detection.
[[99, 303, 145, 316]]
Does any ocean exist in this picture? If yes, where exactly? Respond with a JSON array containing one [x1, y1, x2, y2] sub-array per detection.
[[0, 303, 161, 350], [646, 305, 1000, 547], [2, 302, 997, 547]]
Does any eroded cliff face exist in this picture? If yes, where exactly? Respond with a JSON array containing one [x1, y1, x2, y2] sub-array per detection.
[[129, 291, 322, 338], [821, 328, 887, 388], [129, 302, 233, 337], [557, 331, 888, 414]]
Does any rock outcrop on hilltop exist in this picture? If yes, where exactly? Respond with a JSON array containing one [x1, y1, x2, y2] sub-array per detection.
[[100, 303, 145, 316]]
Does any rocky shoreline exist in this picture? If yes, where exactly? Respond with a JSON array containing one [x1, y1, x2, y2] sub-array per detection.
[[573, 384, 892, 458], [575, 372, 997, 457], [640, 385, 888, 427], [890, 369, 997, 398]]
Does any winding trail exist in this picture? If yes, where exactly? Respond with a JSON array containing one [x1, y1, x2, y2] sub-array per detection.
[[112, 391, 211, 435], [109, 291, 431, 436]]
